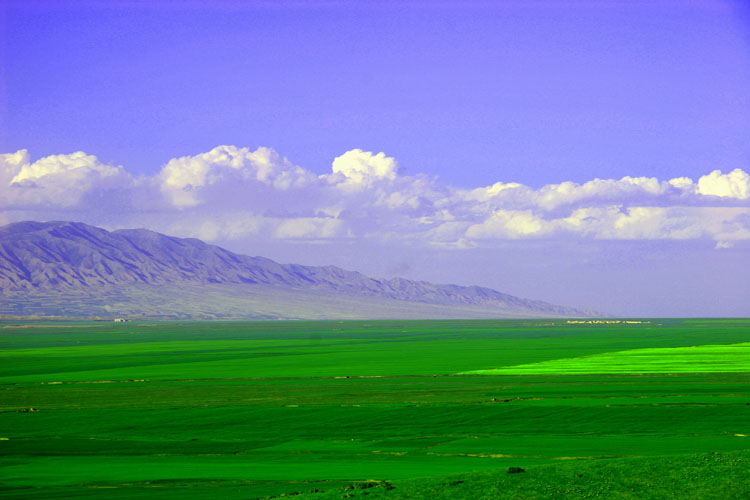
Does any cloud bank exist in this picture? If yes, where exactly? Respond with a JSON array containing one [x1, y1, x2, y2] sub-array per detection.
[[2, 146, 749, 248]]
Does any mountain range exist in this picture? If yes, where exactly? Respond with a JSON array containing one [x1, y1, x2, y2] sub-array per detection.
[[0, 221, 596, 319]]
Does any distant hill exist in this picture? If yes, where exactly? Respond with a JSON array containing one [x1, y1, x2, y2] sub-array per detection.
[[0, 221, 597, 319]]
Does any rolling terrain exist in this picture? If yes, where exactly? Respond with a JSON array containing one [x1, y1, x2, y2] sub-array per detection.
[[0, 221, 595, 319]]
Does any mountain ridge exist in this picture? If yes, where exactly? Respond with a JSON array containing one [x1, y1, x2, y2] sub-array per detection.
[[0, 221, 597, 319]]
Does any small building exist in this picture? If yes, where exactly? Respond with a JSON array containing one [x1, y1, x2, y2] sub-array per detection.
[[113, 318, 130, 323]]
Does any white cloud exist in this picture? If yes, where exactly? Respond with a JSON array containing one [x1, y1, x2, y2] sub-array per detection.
[[611, 207, 691, 239], [10, 151, 120, 185], [0, 150, 30, 180], [478, 176, 680, 211], [2, 150, 132, 208], [2, 146, 749, 249], [452, 174, 707, 217], [159, 145, 313, 208], [668, 176, 694, 191], [458, 204, 750, 244], [326, 149, 398, 190], [465, 210, 549, 240], [696, 169, 750, 199]]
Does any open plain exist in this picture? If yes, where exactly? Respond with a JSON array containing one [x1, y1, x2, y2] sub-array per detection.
[[1, 318, 748, 499]]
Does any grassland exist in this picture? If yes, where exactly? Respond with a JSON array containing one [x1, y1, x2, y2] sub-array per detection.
[[1, 318, 748, 499], [464, 342, 750, 375]]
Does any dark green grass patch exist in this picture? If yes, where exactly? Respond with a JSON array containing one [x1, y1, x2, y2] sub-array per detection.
[[1, 318, 748, 498], [310, 451, 750, 500]]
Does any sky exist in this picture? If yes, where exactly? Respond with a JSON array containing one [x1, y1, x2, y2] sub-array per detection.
[[1, 0, 749, 317]]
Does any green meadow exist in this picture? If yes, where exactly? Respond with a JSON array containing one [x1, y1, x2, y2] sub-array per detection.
[[1, 318, 748, 499]]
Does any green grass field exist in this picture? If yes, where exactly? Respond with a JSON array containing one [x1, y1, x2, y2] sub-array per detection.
[[1, 318, 749, 499], [464, 342, 750, 375]]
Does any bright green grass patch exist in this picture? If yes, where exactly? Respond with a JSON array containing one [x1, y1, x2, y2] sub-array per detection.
[[464, 342, 750, 375]]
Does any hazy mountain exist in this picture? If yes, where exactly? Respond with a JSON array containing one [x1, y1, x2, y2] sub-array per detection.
[[0, 221, 596, 319]]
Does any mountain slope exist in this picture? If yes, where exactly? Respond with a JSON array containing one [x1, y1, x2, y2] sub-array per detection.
[[0, 221, 595, 319]]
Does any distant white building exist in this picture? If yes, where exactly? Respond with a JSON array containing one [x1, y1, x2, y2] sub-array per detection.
[[113, 318, 130, 323]]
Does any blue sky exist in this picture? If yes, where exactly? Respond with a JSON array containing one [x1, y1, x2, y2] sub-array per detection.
[[4, 0, 749, 185], [1, 0, 749, 316]]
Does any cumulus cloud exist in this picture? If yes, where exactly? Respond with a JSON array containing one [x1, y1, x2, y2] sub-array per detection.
[[326, 149, 398, 189], [697, 169, 750, 199], [2, 146, 749, 249], [1, 150, 133, 209], [159, 145, 313, 208], [11, 152, 119, 185], [0, 150, 30, 181], [668, 176, 694, 191]]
